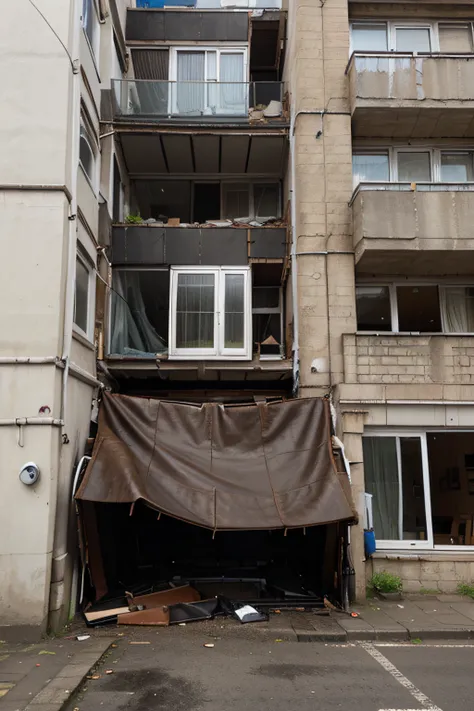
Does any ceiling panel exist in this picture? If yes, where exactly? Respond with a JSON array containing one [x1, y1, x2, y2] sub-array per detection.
[[247, 136, 286, 174], [192, 135, 220, 173], [162, 134, 194, 173], [121, 134, 167, 174], [221, 136, 250, 173]]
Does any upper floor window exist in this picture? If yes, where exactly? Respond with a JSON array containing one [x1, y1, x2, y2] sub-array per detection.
[[74, 250, 96, 341], [356, 283, 474, 334], [352, 148, 474, 187], [82, 0, 100, 60], [169, 267, 251, 359], [79, 119, 98, 191], [350, 21, 474, 54]]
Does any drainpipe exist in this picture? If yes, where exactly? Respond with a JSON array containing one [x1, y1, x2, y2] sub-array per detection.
[[289, 109, 299, 395]]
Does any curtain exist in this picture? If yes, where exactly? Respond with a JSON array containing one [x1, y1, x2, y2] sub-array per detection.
[[177, 52, 205, 116], [110, 272, 167, 356], [224, 274, 245, 348], [220, 53, 246, 115], [442, 287, 474, 332], [363, 437, 400, 540]]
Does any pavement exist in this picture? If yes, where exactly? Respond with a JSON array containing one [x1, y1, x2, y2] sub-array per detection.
[[2, 593, 474, 710]]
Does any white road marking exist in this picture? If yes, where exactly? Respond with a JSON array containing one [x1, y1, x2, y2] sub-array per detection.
[[374, 643, 474, 648], [360, 642, 443, 711]]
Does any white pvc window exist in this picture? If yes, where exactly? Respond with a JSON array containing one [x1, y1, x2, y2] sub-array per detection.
[[352, 148, 474, 187], [169, 267, 251, 359], [350, 21, 474, 54], [74, 251, 95, 341], [363, 433, 433, 550], [170, 48, 247, 117], [82, 0, 100, 60]]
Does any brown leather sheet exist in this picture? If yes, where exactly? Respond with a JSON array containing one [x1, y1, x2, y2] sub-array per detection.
[[76, 393, 355, 530]]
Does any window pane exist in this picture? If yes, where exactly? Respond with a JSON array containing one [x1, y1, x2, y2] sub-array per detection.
[[397, 152, 431, 182], [364, 437, 427, 542], [74, 258, 89, 333], [397, 285, 441, 332], [254, 184, 279, 218], [223, 184, 250, 219], [224, 274, 245, 348], [439, 24, 473, 53], [353, 153, 389, 183], [363, 437, 400, 540], [442, 287, 474, 332], [207, 51, 217, 81], [440, 153, 474, 182], [351, 23, 388, 52], [253, 287, 280, 310], [80, 127, 94, 182], [356, 286, 391, 331], [176, 273, 215, 349], [83, 0, 98, 55], [396, 28, 431, 52]]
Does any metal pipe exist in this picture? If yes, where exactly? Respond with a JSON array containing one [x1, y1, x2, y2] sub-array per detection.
[[0, 357, 63, 365], [295, 251, 355, 256], [0, 417, 64, 426], [68, 362, 104, 389]]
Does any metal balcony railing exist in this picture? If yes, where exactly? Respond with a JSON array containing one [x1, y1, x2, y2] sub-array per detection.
[[112, 79, 284, 120]]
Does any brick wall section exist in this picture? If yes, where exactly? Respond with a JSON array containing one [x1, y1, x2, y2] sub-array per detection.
[[343, 334, 474, 385]]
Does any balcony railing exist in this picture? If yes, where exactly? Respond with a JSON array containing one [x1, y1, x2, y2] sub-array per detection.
[[136, 1, 282, 8], [112, 79, 284, 120]]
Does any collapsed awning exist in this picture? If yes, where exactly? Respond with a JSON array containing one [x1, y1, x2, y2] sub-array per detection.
[[76, 393, 355, 530]]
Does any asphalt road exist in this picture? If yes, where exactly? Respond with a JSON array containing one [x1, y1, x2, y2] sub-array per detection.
[[65, 634, 474, 711]]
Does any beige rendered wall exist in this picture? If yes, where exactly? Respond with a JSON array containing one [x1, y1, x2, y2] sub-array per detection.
[[286, 1, 364, 593], [0, 0, 104, 637]]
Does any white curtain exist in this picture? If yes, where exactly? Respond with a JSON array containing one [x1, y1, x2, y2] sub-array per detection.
[[176, 52, 205, 116], [220, 53, 246, 115], [110, 272, 167, 356], [363, 437, 400, 540], [442, 287, 474, 332]]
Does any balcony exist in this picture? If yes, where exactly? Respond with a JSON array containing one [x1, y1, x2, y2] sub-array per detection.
[[347, 53, 474, 138], [343, 333, 474, 393], [111, 223, 288, 265], [351, 183, 474, 274], [112, 80, 285, 126]]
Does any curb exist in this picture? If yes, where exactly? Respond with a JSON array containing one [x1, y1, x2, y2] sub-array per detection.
[[22, 639, 113, 710]]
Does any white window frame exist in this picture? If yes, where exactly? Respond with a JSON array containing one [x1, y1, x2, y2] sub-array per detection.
[[82, 0, 100, 61], [363, 430, 434, 550], [169, 47, 248, 116], [169, 266, 252, 360], [73, 248, 96, 342], [350, 20, 474, 55], [356, 280, 474, 335], [79, 117, 99, 194], [365, 428, 474, 552], [352, 147, 474, 187]]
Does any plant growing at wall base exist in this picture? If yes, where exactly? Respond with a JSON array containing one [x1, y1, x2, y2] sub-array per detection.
[[125, 213, 143, 224], [369, 570, 403, 594], [457, 582, 474, 599]]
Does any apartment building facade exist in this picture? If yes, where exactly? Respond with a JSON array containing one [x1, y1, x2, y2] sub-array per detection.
[[2, 0, 474, 639]]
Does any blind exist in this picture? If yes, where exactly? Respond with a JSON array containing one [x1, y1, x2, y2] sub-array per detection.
[[439, 24, 473, 53]]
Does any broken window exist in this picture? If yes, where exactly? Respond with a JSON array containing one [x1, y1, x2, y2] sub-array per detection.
[[169, 267, 251, 359], [222, 183, 250, 219], [110, 270, 169, 357], [252, 286, 282, 358]]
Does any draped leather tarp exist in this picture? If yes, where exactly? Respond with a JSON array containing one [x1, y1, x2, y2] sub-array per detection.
[[76, 393, 355, 530]]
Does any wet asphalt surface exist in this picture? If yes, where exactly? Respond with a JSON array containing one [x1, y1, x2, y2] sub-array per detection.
[[63, 628, 474, 711]]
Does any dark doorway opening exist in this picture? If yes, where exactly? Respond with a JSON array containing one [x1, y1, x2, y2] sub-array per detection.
[[193, 183, 220, 223]]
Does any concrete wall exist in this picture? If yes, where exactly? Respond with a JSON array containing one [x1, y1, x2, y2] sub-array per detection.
[[353, 189, 474, 254], [285, 0, 356, 397], [0, 0, 127, 638], [349, 56, 474, 110], [344, 335, 474, 386]]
